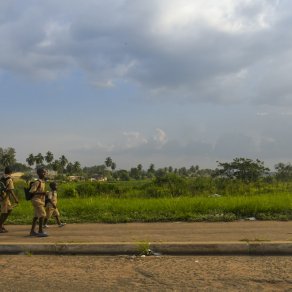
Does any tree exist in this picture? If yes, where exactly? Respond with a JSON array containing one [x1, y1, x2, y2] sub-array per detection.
[[154, 173, 188, 197], [105, 157, 113, 168], [11, 162, 31, 172], [215, 157, 270, 183], [59, 155, 68, 172], [137, 164, 142, 172], [73, 161, 81, 172], [178, 167, 188, 176], [26, 153, 35, 167], [189, 165, 199, 176], [111, 162, 116, 172], [147, 163, 155, 173], [130, 167, 140, 180], [51, 160, 61, 172], [114, 169, 130, 181], [65, 162, 74, 174], [0, 147, 16, 168], [83, 165, 107, 177], [45, 151, 54, 164], [274, 163, 292, 181], [147, 163, 155, 178], [34, 153, 44, 166]]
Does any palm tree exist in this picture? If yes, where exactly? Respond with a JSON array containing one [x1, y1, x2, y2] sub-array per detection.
[[65, 162, 74, 174], [59, 155, 68, 172], [45, 151, 54, 164], [26, 153, 35, 167], [105, 157, 113, 168], [148, 163, 155, 173], [34, 153, 44, 166], [73, 161, 81, 174], [51, 160, 62, 173]]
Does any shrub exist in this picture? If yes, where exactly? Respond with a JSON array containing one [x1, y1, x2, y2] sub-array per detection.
[[75, 182, 96, 197], [60, 185, 78, 198]]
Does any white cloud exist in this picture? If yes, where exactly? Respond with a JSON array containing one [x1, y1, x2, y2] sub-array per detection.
[[153, 128, 168, 146], [122, 131, 148, 149], [155, 0, 277, 34]]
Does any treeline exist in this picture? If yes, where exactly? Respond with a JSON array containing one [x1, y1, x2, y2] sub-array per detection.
[[2, 147, 292, 182]]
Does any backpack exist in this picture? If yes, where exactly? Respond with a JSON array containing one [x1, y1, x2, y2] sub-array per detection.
[[45, 195, 50, 206], [0, 176, 9, 201], [24, 180, 41, 201]]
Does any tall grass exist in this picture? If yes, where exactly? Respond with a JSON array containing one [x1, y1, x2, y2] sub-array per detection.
[[8, 194, 292, 224]]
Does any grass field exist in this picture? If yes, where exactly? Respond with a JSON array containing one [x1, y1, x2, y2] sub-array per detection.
[[8, 193, 292, 224]]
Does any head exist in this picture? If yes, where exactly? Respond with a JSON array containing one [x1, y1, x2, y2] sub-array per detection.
[[37, 167, 47, 179], [49, 182, 57, 191], [4, 166, 13, 175]]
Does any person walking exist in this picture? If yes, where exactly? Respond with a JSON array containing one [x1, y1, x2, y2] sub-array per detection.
[[29, 167, 48, 237], [0, 166, 19, 233], [43, 181, 66, 228]]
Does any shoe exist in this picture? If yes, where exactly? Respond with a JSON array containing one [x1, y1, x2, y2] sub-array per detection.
[[37, 232, 48, 237], [29, 231, 38, 236], [58, 223, 66, 227], [43, 225, 49, 228]]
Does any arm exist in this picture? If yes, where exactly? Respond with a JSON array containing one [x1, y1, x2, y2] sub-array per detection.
[[6, 178, 18, 203], [48, 199, 57, 209], [46, 192, 57, 209], [7, 189, 18, 204]]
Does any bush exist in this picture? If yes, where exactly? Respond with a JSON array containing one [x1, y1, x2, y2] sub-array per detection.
[[60, 185, 78, 198], [154, 173, 188, 197], [75, 183, 96, 197]]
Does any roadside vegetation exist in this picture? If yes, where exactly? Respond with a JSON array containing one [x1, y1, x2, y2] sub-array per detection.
[[9, 177, 292, 223], [1, 147, 292, 223]]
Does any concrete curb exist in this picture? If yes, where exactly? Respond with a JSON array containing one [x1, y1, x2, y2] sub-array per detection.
[[0, 242, 292, 255]]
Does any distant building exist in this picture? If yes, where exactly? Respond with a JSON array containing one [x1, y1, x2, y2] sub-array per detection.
[[68, 175, 83, 182], [90, 175, 107, 182]]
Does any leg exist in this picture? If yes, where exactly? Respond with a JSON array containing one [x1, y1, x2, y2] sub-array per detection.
[[30, 217, 38, 235], [32, 198, 48, 236], [0, 199, 12, 230], [43, 218, 48, 226], [0, 213, 7, 231], [38, 217, 44, 233], [37, 217, 48, 237], [1, 210, 12, 230], [55, 216, 61, 225], [0, 213, 6, 227]]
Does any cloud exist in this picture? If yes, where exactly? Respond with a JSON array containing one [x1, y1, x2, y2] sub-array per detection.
[[153, 128, 168, 146], [0, 0, 291, 106], [122, 131, 148, 149]]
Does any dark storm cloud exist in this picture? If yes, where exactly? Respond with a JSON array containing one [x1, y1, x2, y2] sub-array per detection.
[[1, 0, 291, 104]]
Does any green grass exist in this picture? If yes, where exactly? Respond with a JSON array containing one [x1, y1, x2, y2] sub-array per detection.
[[7, 193, 292, 224]]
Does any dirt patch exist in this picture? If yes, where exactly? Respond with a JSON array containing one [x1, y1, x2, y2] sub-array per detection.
[[0, 255, 291, 291]]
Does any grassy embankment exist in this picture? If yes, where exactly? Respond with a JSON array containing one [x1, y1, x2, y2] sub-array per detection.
[[7, 178, 292, 224]]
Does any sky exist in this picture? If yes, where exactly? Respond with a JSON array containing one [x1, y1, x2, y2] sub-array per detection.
[[1, 0, 292, 170]]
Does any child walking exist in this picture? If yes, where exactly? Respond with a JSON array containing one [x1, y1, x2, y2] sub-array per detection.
[[44, 182, 65, 228], [30, 167, 48, 237]]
